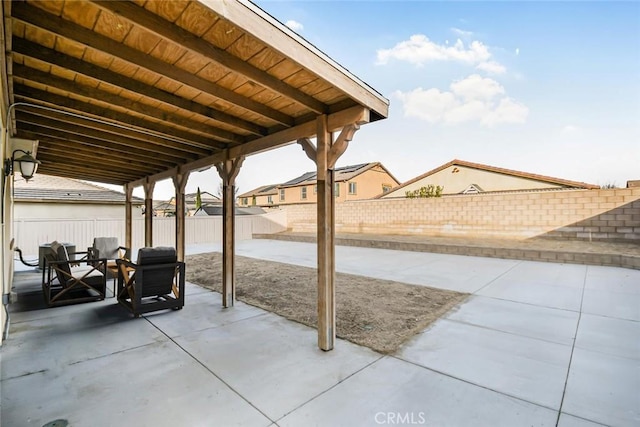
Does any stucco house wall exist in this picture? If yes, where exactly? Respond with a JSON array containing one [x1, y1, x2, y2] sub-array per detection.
[[382, 159, 599, 198], [241, 163, 399, 207], [388, 164, 562, 196]]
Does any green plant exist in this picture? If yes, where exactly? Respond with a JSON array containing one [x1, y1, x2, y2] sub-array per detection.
[[405, 185, 444, 198]]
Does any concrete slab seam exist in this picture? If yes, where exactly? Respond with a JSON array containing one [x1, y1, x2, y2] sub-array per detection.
[[273, 355, 386, 424], [471, 260, 524, 295], [555, 264, 589, 426], [476, 295, 581, 314], [390, 354, 561, 414], [443, 318, 575, 348], [143, 315, 277, 424]]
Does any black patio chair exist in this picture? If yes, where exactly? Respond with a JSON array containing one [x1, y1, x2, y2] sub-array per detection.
[[116, 247, 185, 317], [42, 241, 107, 307]]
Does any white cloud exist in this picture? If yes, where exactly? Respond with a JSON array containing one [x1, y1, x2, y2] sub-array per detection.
[[377, 34, 506, 74], [285, 20, 304, 32], [476, 60, 506, 75], [451, 27, 473, 37], [393, 74, 528, 127], [376, 35, 492, 66], [450, 74, 505, 100], [481, 98, 529, 126], [562, 125, 581, 134]]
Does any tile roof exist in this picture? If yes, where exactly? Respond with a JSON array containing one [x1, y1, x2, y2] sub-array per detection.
[[13, 174, 144, 204], [279, 162, 382, 188], [384, 159, 600, 196], [237, 185, 279, 198], [239, 162, 399, 197]]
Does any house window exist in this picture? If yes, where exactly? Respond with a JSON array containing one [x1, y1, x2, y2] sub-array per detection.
[[314, 184, 317, 194], [334, 183, 340, 197], [382, 184, 392, 193], [241, 197, 248, 205], [301, 187, 307, 200], [267, 195, 273, 204], [279, 189, 285, 201], [348, 182, 357, 195]]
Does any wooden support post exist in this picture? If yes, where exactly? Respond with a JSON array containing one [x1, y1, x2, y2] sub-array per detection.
[[172, 171, 189, 262], [315, 115, 334, 351], [124, 184, 133, 253], [216, 156, 244, 308], [299, 118, 361, 351], [143, 179, 155, 247]]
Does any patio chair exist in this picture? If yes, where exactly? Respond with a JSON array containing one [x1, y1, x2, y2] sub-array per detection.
[[89, 237, 131, 296], [116, 247, 185, 317], [42, 241, 107, 307]]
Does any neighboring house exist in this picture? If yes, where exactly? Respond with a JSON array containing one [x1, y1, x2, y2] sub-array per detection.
[[14, 174, 144, 219], [237, 185, 279, 208], [627, 180, 640, 188], [155, 191, 221, 216], [380, 159, 600, 198], [238, 162, 400, 207]]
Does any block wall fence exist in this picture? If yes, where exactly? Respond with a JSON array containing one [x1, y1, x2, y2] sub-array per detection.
[[281, 188, 640, 242]]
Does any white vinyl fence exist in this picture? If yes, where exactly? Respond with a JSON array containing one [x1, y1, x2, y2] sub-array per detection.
[[13, 210, 287, 258]]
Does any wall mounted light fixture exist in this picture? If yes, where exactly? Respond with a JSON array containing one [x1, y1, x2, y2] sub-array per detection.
[[4, 149, 41, 181]]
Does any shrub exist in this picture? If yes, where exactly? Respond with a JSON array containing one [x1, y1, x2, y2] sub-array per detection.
[[405, 185, 444, 198]]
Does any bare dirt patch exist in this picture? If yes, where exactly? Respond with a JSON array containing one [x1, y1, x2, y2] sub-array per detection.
[[186, 252, 468, 354]]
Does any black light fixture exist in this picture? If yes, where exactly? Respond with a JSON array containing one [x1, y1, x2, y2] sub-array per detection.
[[4, 149, 41, 181]]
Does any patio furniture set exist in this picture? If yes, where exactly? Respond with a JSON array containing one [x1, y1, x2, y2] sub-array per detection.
[[41, 237, 185, 316]]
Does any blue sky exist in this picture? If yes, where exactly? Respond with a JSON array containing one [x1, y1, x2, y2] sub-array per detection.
[[148, 0, 639, 200]]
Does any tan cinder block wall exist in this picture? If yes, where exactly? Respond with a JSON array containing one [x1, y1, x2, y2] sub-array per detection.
[[284, 188, 640, 241]]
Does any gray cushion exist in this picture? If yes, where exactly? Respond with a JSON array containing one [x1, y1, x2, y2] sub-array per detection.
[[93, 237, 120, 259], [49, 240, 71, 286], [137, 247, 177, 265]]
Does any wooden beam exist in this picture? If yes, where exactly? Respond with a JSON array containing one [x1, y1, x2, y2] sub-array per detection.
[[11, 40, 253, 141], [297, 137, 316, 164], [36, 157, 139, 182], [327, 123, 359, 169], [231, 106, 369, 159], [143, 179, 155, 247], [124, 184, 133, 256], [36, 147, 157, 177], [15, 112, 195, 163], [12, 3, 295, 127], [18, 103, 212, 157], [14, 70, 232, 149], [91, 0, 327, 114], [128, 106, 371, 188], [37, 148, 158, 175], [216, 156, 244, 308], [18, 123, 176, 168], [172, 171, 189, 262]]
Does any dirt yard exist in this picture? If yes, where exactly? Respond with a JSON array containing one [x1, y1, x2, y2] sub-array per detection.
[[186, 252, 468, 354]]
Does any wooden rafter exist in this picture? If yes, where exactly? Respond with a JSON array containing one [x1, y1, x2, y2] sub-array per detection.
[[12, 38, 257, 140], [14, 71, 230, 149], [12, 2, 295, 126], [15, 111, 198, 162], [91, 0, 327, 115]]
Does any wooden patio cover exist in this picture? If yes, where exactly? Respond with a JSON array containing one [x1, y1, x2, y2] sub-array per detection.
[[0, 0, 389, 350]]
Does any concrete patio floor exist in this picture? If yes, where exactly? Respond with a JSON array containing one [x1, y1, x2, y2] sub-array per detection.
[[2, 240, 639, 426]]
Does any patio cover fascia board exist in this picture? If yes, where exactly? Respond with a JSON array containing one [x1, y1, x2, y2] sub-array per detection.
[[202, 0, 389, 118]]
